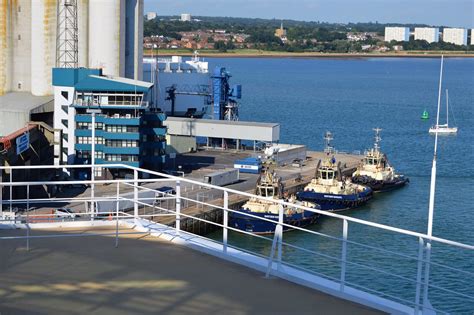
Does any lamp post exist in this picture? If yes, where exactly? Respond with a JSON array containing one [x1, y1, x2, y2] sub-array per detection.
[[87, 108, 101, 219]]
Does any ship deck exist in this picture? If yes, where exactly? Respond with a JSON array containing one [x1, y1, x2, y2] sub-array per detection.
[[0, 226, 384, 315]]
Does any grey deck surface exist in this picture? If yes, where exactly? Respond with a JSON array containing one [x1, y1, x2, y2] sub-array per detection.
[[0, 227, 384, 315]]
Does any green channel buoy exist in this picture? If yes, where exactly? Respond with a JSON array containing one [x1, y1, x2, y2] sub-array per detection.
[[421, 110, 429, 120]]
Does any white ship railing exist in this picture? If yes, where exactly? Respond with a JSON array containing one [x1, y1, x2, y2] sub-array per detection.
[[0, 164, 473, 314]]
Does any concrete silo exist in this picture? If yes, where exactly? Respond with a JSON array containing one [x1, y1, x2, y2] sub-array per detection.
[[125, 0, 143, 80], [88, 0, 125, 77], [0, 0, 13, 96], [11, 0, 32, 93], [31, 0, 57, 96], [77, 0, 89, 68]]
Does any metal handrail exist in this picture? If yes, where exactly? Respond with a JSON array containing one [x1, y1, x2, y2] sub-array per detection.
[[1, 163, 472, 314], [1, 163, 471, 250]]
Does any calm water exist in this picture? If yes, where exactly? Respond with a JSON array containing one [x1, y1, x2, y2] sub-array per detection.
[[205, 57, 474, 313]]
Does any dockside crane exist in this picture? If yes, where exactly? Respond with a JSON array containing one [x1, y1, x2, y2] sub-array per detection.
[[165, 84, 212, 117]]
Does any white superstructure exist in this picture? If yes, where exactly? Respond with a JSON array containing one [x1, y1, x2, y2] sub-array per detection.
[[0, 0, 144, 97], [442, 28, 468, 46], [414, 28, 440, 43], [384, 27, 410, 42]]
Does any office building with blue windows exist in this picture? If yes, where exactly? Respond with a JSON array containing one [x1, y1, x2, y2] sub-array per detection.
[[52, 68, 166, 179]]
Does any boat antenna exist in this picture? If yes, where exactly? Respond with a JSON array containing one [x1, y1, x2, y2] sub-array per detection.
[[423, 55, 443, 307], [373, 127, 382, 151], [323, 131, 334, 154]]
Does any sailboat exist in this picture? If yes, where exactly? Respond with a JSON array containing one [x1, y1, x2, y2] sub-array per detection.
[[429, 56, 458, 135], [429, 89, 458, 134]]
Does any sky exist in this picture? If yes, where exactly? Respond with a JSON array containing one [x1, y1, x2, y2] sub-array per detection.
[[144, 0, 474, 28]]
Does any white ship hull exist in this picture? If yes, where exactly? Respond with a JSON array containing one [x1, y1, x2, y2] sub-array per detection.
[[429, 126, 458, 134]]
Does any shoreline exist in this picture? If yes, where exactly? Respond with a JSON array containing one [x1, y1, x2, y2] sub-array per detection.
[[145, 51, 474, 59]]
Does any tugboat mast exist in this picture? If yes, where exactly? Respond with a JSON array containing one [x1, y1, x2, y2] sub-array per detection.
[[373, 128, 382, 152], [324, 131, 334, 154]]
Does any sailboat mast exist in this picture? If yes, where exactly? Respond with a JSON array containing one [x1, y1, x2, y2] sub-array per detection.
[[428, 55, 443, 237], [435, 56, 443, 130], [446, 89, 449, 127]]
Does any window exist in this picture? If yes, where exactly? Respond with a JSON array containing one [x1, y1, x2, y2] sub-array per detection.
[[61, 91, 69, 101], [94, 167, 102, 177], [77, 136, 104, 144], [105, 125, 138, 133], [18, 34, 21, 40]]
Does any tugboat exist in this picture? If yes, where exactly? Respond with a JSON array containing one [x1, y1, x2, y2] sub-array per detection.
[[229, 169, 320, 234], [297, 156, 373, 211], [352, 128, 409, 192]]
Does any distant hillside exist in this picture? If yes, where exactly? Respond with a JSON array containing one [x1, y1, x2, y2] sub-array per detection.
[[144, 16, 472, 53], [145, 15, 437, 36]]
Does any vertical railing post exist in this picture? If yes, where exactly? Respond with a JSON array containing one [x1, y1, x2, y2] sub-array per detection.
[[115, 181, 120, 248], [0, 168, 3, 214], [414, 237, 425, 314], [266, 204, 284, 278], [276, 204, 284, 270], [223, 191, 228, 254], [175, 180, 181, 233], [26, 184, 30, 251], [9, 170, 12, 211], [340, 219, 348, 291], [422, 241, 432, 312], [134, 170, 138, 223], [90, 111, 96, 220]]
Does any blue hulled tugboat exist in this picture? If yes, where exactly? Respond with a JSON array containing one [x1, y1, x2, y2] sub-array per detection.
[[229, 170, 320, 234], [297, 157, 373, 211], [352, 128, 409, 192]]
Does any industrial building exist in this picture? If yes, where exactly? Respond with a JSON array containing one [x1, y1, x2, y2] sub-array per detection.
[[143, 56, 241, 120], [384, 27, 410, 42], [442, 28, 468, 46], [164, 117, 280, 153], [181, 13, 192, 22], [0, 0, 144, 98], [414, 28, 440, 43], [146, 12, 158, 20], [0, 122, 57, 200], [52, 68, 167, 179]]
